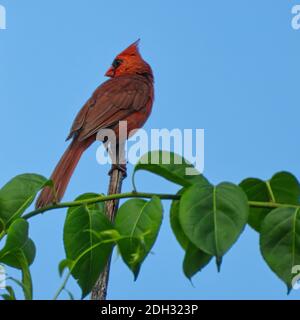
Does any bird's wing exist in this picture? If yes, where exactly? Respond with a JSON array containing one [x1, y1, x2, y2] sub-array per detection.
[[66, 75, 152, 141], [66, 97, 96, 141]]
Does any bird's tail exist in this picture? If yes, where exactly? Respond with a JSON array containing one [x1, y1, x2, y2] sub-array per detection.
[[35, 137, 94, 209]]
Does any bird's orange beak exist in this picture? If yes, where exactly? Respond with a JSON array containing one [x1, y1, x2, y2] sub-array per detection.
[[105, 66, 115, 77]]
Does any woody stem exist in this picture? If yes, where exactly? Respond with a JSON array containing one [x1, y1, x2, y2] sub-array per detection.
[[90, 143, 126, 300]]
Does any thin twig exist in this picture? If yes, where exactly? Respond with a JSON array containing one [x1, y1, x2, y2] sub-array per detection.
[[91, 143, 126, 300], [53, 272, 71, 300], [23, 192, 180, 220]]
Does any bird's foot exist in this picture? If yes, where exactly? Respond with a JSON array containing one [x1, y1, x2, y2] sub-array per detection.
[[108, 164, 127, 178]]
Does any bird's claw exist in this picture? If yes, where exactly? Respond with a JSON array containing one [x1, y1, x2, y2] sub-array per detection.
[[108, 164, 127, 178]]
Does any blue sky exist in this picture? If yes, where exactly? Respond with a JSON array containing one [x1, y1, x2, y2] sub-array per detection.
[[0, 0, 299, 299]]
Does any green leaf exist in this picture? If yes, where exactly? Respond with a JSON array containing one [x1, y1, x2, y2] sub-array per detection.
[[2, 257, 33, 300], [63, 193, 114, 299], [0, 219, 29, 255], [6, 275, 32, 300], [239, 178, 270, 232], [0, 174, 49, 226], [115, 196, 163, 279], [179, 183, 249, 262], [0, 219, 36, 268], [133, 151, 209, 190], [170, 189, 190, 250], [117, 237, 146, 280], [240, 172, 300, 232], [260, 207, 300, 292], [183, 243, 212, 280], [16, 251, 33, 300], [21, 239, 36, 266], [0, 286, 16, 300], [0, 219, 34, 300], [58, 259, 73, 277], [170, 188, 212, 278], [270, 172, 300, 204], [0, 218, 5, 236], [1, 239, 36, 269]]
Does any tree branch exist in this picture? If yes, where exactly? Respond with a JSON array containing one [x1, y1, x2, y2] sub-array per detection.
[[91, 143, 125, 300]]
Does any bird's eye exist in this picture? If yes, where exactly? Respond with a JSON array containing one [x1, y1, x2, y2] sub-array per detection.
[[112, 59, 123, 68]]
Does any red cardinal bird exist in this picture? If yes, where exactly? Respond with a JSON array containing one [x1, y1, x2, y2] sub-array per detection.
[[36, 40, 154, 208]]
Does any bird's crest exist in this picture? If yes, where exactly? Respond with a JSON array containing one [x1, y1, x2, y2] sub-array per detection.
[[118, 39, 141, 57]]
